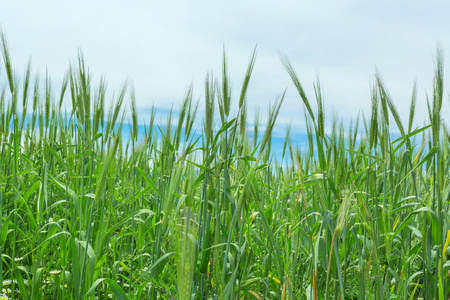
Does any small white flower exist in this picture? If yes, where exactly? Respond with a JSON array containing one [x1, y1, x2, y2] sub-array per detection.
[[123, 283, 130, 288], [45, 277, 54, 283], [0, 293, 9, 300], [49, 270, 62, 275], [14, 257, 24, 262], [108, 294, 113, 298], [1, 281, 10, 286]]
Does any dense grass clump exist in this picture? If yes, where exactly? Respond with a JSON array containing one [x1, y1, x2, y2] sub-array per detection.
[[1, 32, 450, 299]]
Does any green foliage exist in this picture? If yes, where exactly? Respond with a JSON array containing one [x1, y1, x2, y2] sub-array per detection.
[[1, 31, 450, 300]]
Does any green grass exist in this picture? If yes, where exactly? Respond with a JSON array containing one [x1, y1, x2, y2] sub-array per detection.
[[1, 31, 450, 300]]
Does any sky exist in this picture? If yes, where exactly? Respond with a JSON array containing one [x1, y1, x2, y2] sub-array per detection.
[[1, 1, 450, 141]]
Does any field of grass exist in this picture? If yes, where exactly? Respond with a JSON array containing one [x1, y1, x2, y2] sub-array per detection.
[[1, 32, 450, 300]]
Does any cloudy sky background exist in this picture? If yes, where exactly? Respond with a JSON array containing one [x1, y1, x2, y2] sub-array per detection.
[[1, 1, 450, 142]]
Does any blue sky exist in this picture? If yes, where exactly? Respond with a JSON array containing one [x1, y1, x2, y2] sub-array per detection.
[[1, 1, 450, 139]]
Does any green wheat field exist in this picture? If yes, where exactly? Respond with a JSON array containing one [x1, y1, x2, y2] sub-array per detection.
[[1, 31, 450, 300]]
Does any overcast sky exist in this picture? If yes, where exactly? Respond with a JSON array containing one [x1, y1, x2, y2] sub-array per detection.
[[1, 1, 450, 137]]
